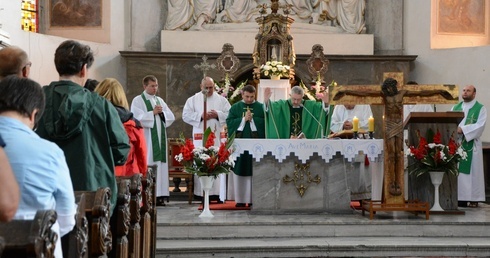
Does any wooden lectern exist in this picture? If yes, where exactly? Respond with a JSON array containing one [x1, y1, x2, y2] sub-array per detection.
[[404, 111, 464, 213]]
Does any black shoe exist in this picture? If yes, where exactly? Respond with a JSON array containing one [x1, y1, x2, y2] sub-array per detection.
[[156, 197, 166, 206], [235, 203, 246, 207], [458, 201, 468, 207]]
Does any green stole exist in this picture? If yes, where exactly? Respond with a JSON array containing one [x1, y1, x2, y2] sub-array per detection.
[[141, 93, 167, 162], [289, 103, 303, 137], [453, 101, 483, 174]]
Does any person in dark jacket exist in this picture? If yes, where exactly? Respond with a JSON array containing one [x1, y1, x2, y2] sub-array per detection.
[[36, 40, 130, 211], [94, 78, 148, 177]]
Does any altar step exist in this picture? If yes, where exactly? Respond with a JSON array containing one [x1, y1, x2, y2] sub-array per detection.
[[155, 202, 490, 257]]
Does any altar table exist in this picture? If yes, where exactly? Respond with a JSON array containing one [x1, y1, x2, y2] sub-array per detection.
[[232, 139, 383, 214]]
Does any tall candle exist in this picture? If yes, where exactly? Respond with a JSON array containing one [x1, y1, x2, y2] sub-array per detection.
[[368, 116, 374, 132], [352, 116, 359, 131]]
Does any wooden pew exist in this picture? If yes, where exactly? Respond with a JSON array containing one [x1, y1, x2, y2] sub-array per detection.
[[75, 187, 113, 257], [140, 168, 154, 258], [110, 179, 131, 258], [0, 210, 58, 257], [144, 165, 157, 257], [0, 236, 4, 256], [117, 174, 142, 258], [62, 192, 89, 258]]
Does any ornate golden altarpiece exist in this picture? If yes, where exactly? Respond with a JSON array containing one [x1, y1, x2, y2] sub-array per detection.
[[252, 0, 296, 83]]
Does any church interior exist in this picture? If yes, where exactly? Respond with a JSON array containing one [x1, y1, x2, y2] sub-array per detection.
[[2, 0, 490, 257]]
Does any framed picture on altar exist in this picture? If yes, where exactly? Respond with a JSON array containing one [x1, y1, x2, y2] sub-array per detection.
[[41, 0, 110, 43], [431, 0, 490, 49]]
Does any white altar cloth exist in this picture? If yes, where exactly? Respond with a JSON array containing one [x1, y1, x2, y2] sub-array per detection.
[[232, 139, 383, 163]]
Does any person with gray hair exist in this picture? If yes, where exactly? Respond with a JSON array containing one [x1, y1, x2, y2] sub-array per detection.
[[264, 85, 331, 139], [183, 76, 231, 203], [0, 46, 31, 80]]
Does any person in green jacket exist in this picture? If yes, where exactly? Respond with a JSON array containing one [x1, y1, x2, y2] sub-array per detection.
[[36, 40, 130, 211], [226, 85, 265, 207]]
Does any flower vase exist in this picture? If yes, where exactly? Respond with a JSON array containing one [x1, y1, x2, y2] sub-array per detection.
[[199, 176, 215, 218], [270, 75, 280, 80], [429, 171, 445, 211]]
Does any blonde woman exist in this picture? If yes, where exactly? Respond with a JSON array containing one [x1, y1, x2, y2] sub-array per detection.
[[95, 78, 148, 176]]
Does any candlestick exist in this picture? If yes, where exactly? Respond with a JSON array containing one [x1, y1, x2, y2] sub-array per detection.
[[368, 115, 374, 132], [352, 116, 359, 132]]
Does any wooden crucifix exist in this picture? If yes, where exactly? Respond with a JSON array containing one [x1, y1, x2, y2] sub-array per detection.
[[329, 72, 459, 205]]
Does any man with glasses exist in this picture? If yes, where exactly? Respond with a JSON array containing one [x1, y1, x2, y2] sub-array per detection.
[[0, 46, 31, 80], [264, 85, 331, 139], [183, 76, 231, 203]]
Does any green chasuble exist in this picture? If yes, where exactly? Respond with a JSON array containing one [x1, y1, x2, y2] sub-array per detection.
[[141, 93, 167, 162], [452, 101, 483, 174], [265, 99, 331, 139], [226, 101, 265, 176]]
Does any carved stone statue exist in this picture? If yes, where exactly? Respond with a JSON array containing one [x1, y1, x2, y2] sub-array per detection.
[[216, 0, 261, 23], [164, 0, 194, 30], [163, 0, 366, 34]]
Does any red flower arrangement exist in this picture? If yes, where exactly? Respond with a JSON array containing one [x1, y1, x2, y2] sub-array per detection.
[[405, 129, 467, 177], [175, 128, 235, 178]]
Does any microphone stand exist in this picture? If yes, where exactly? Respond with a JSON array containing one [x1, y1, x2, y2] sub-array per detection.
[[301, 104, 324, 139], [202, 89, 208, 147]]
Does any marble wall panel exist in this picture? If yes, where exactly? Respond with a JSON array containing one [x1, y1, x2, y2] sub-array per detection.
[[121, 52, 415, 140]]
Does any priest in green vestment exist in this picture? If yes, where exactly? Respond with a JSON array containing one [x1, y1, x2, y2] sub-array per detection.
[[451, 85, 487, 207], [226, 85, 265, 207], [264, 85, 331, 139]]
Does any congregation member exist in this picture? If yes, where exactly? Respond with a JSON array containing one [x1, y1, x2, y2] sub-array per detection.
[[36, 40, 130, 211], [95, 78, 148, 177], [226, 85, 265, 208], [183, 76, 230, 203], [0, 46, 31, 79], [84, 78, 100, 92], [131, 75, 175, 206], [452, 85, 487, 208], [330, 104, 373, 133], [263, 85, 330, 139], [0, 134, 19, 222], [0, 75, 76, 257]]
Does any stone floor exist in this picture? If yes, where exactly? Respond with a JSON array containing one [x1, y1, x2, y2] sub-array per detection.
[[155, 198, 490, 257]]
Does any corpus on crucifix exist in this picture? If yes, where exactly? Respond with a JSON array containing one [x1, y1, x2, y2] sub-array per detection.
[[329, 72, 459, 205]]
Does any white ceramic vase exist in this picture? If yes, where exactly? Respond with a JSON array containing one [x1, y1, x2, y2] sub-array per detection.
[[199, 176, 215, 218], [429, 171, 445, 211]]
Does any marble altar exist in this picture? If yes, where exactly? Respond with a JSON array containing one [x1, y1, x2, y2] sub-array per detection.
[[232, 139, 383, 214]]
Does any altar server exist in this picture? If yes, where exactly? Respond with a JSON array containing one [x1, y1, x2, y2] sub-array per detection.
[[131, 75, 175, 206], [183, 76, 231, 203], [226, 85, 265, 207], [452, 85, 487, 207]]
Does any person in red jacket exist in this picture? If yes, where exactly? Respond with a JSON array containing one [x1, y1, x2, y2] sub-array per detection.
[[95, 78, 148, 176]]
